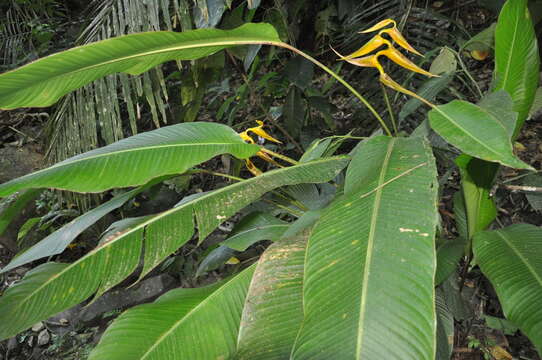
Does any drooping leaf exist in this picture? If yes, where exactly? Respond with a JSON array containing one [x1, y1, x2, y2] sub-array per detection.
[[1, 178, 164, 273], [0, 122, 259, 197], [494, 0, 540, 135], [89, 265, 256, 360], [236, 235, 307, 359], [292, 136, 439, 359], [473, 224, 542, 352], [0, 189, 41, 237], [455, 155, 498, 240], [0, 23, 280, 109], [428, 100, 532, 170], [0, 156, 349, 340]]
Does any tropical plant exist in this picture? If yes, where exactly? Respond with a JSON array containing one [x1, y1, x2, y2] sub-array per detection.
[[0, 0, 540, 359]]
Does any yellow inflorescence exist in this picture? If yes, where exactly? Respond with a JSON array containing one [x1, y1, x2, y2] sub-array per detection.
[[238, 121, 283, 176], [334, 18, 438, 95]]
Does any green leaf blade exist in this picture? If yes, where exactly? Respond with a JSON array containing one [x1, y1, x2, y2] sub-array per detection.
[[0, 24, 280, 109], [495, 0, 540, 134], [0, 122, 259, 197], [428, 100, 532, 170], [292, 136, 439, 359], [473, 224, 542, 353]]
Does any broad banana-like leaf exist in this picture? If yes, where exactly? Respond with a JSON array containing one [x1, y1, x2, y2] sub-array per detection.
[[0, 23, 280, 109], [236, 235, 307, 359], [0, 156, 348, 340], [0, 122, 259, 197], [292, 136, 439, 359], [428, 100, 532, 170], [89, 265, 256, 360], [473, 224, 542, 353], [1, 178, 165, 273], [455, 155, 498, 240], [494, 0, 540, 136]]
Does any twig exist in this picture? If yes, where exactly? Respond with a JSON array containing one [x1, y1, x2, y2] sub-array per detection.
[[501, 184, 542, 193]]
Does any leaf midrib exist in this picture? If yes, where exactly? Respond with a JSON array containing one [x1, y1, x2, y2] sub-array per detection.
[[356, 139, 395, 357]]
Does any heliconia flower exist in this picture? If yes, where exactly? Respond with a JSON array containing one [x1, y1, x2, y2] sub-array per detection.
[[359, 18, 396, 33], [380, 46, 435, 77], [244, 158, 263, 176], [333, 19, 438, 96], [238, 121, 283, 176], [343, 35, 387, 59], [331, 47, 384, 73], [358, 18, 422, 56], [240, 120, 282, 144]]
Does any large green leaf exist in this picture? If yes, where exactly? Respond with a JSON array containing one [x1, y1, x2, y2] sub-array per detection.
[[494, 0, 540, 135], [0, 23, 280, 109], [0, 122, 259, 197], [89, 266, 256, 360], [292, 136, 439, 359], [236, 235, 307, 359], [0, 156, 348, 340], [428, 100, 532, 170], [473, 224, 542, 353]]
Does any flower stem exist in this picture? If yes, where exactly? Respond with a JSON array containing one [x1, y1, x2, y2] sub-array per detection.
[[274, 42, 392, 137]]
